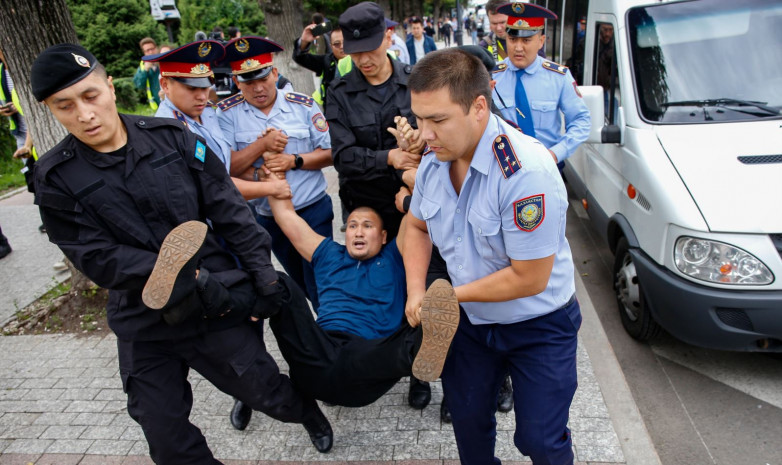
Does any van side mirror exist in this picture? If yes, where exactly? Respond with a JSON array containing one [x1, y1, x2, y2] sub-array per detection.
[[579, 85, 606, 143], [602, 124, 621, 143]]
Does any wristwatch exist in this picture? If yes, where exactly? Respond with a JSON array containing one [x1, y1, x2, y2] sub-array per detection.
[[292, 153, 303, 170]]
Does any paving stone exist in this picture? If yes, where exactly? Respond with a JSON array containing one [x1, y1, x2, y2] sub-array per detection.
[[34, 453, 83, 465], [21, 389, 65, 401], [0, 388, 29, 401], [120, 456, 155, 465], [418, 430, 456, 446], [118, 425, 145, 441], [72, 412, 118, 426], [347, 444, 395, 460], [353, 417, 398, 432], [85, 439, 134, 455], [102, 400, 127, 413], [47, 368, 86, 379], [127, 440, 149, 456], [60, 388, 101, 401], [94, 389, 126, 401], [77, 455, 125, 465], [44, 438, 93, 454], [575, 444, 626, 462], [393, 443, 442, 460], [0, 438, 11, 452], [373, 430, 418, 446], [0, 424, 47, 439], [0, 453, 42, 465], [17, 378, 58, 389], [80, 425, 127, 440], [63, 400, 108, 413], [3, 438, 53, 453], [40, 424, 88, 439], [0, 412, 40, 426]]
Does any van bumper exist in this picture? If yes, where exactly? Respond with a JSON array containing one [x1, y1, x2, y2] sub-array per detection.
[[632, 249, 782, 352]]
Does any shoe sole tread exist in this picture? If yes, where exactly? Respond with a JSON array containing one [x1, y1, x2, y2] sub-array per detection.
[[142, 221, 207, 310], [413, 279, 459, 382]]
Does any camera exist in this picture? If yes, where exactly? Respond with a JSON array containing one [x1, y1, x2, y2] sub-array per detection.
[[311, 20, 332, 38]]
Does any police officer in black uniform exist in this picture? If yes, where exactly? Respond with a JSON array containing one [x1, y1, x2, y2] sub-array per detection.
[[30, 43, 333, 464]]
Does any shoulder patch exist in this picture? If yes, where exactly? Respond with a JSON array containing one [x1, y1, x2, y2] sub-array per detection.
[[422, 144, 434, 157], [542, 61, 567, 75], [195, 140, 206, 163], [492, 134, 521, 179], [285, 92, 314, 107], [513, 194, 545, 232], [492, 63, 507, 74], [312, 112, 328, 132], [217, 94, 245, 111]]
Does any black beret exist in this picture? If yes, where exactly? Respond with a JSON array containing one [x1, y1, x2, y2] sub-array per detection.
[[31, 43, 98, 102], [458, 45, 497, 74]]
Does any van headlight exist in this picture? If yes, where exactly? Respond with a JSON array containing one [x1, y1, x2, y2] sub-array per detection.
[[674, 237, 774, 285]]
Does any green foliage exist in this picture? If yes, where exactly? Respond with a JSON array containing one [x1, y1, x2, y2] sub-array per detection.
[[177, 0, 266, 42], [112, 77, 145, 110], [0, 118, 24, 194], [68, 0, 167, 79]]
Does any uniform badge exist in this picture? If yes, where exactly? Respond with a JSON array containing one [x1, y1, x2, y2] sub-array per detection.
[[512, 3, 525, 13], [195, 140, 206, 162], [312, 112, 328, 132], [217, 94, 245, 111], [514, 194, 545, 232], [492, 63, 507, 74], [197, 42, 212, 57], [172, 110, 188, 128], [572, 81, 582, 98], [72, 53, 90, 68], [492, 134, 521, 179], [285, 92, 314, 107], [235, 39, 250, 53]]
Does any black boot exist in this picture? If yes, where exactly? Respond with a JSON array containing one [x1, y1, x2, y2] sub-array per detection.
[[497, 375, 514, 413], [230, 398, 252, 431], [0, 240, 10, 260], [408, 376, 432, 410], [440, 395, 452, 423], [302, 401, 333, 453]]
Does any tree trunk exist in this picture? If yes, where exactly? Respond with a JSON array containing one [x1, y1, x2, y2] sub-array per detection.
[[258, 0, 315, 97], [0, 0, 77, 154]]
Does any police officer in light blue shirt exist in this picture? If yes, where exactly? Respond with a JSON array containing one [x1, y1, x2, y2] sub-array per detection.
[[491, 3, 590, 165], [143, 41, 234, 170], [218, 37, 333, 313], [405, 48, 581, 465]]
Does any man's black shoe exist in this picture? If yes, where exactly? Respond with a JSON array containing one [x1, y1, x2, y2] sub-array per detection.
[[142, 221, 207, 310], [497, 375, 514, 413], [302, 402, 333, 453], [408, 376, 431, 410], [440, 395, 452, 423], [0, 243, 11, 260], [230, 398, 252, 430]]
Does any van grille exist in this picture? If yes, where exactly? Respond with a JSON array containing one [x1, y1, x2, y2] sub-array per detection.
[[635, 192, 651, 211], [737, 155, 782, 164], [716, 308, 754, 332]]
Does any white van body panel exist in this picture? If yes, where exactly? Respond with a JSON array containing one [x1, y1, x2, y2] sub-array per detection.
[[655, 123, 782, 233]]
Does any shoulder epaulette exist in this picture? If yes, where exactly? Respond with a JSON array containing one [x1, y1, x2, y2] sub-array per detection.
[[206, 100, 216, 108], [172, 110, 188, 128], [217, 94, 245, 111], [492, 63, 507, 74], [284, 92, 314, 107], [492, 134, 521, 179], [542, 61, 567, 75]]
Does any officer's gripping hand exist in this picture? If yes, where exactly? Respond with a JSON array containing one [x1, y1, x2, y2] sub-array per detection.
[[388, 148, 422, 171], [261, 128, 289, 154], [259, 165, 293, 199], [251, 281, 286, 321], [405, 291, 425, 328]]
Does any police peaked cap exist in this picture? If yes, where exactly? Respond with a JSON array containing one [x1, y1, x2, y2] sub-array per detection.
[[31, 43, 98, 101], [497, 2, 558, 38], [143, 40, 225, 88], [223, 36, 284, 82]]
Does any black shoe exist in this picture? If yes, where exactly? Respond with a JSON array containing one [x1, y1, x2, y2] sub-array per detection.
[[0, 243, 10, 260], [38, 224, 46, 234], [142, 221, 207, 310], [302, 402, 333, 453], [230, 399, 252, 431], [408, 376, 432, 410], [497, 375, 513, 413], [440, 396, 452, 423]]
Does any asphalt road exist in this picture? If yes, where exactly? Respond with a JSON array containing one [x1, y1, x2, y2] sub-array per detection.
[[565, 193, 782, 465]]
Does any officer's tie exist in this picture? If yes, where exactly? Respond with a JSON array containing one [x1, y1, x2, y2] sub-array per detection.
[[514, 70, 535, 137]]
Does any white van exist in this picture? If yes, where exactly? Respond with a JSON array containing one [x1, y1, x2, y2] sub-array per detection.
[[565, 0, 782, 350]]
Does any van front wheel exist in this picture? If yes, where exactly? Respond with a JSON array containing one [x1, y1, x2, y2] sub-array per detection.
[[613, 237, 661, 341]]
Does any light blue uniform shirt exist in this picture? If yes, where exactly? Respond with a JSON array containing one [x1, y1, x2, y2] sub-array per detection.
[[218, 90, 331, 216], [410, 114, 575, 325], [492, 55, 590, 162], [155, 98, 233, 172]]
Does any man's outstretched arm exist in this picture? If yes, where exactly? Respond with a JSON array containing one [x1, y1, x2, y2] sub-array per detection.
[[264, 169, 326, 262]]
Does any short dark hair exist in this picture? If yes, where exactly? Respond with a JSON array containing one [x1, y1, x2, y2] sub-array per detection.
[[485, 0, 506, 15], [139, 37, 156, 48], [408, 48, 491, 114], [410, 16, 423, 25], [227, 26, 240, 38], [350, 206, 385, 231], [312, 13, 325, 24]]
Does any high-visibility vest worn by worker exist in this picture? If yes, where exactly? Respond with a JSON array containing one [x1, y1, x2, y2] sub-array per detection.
[[136, 60, 159, 111], [0, 62, 37, 161]]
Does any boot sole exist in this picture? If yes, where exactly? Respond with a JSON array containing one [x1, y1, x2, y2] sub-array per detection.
[[413, 279, 460, 382], [142, 221, 207, 310]]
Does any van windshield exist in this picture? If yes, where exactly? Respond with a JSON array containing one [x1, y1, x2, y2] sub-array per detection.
[[628, 0, 782, 123]]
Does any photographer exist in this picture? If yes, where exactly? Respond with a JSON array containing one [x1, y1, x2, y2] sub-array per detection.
[[292, 18, 345, 106]]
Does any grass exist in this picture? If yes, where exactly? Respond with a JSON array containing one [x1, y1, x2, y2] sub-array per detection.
[[0, 155, 25, 195]]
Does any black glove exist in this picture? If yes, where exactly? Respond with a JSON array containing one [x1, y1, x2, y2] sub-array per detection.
[[251, 281, 286, 319]]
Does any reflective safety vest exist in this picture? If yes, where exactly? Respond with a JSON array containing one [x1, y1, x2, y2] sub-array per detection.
[[138, 60, 159, 111], [335, 51, 398, 79], [0, 62, 37, 160], [487, 38, 507, 63]]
